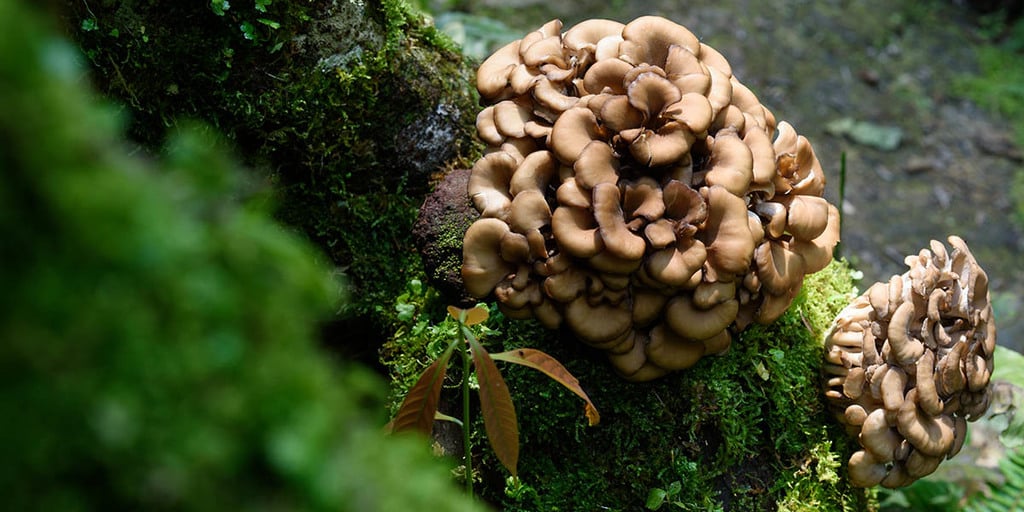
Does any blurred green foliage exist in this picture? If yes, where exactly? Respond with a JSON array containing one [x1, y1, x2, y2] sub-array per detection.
[[0, 3, 483, 510], [953, 10, 1024, 227]]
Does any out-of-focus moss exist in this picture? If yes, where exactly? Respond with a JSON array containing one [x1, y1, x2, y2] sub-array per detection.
[[57, 0, 482, 324], [0, 4, 483, 510]]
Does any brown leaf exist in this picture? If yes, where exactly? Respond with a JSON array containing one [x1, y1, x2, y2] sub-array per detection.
[[468, 336, 519, 476], [389, 344, 456, 436], [491, 348, 601, 426], [447, 304, 490, 326]]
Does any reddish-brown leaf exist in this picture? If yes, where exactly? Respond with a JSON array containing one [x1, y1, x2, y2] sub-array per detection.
[[468, 336, 519, 476], [447, 304, 489, 326], [491, 348, 601, 426], [389, 345, 455, 436]]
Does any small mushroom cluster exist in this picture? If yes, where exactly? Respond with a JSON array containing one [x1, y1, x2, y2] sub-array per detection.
[[462, 16, 840, 381], [823, 236, 996, 488]]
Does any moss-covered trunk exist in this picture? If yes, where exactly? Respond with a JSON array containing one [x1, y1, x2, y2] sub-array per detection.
[[56, 0, 481, 349]]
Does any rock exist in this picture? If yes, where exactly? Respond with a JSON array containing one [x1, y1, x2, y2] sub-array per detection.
[[903, 156, 937, 174], [412, 168, 477, 306]]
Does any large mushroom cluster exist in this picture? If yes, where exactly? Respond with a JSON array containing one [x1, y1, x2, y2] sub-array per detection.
[[823, 236, 996, 488], [462, 16, 840, 381]]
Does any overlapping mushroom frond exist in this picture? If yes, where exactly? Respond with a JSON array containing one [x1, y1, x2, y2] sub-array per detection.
[[823, 236, 996, 488], [462, 16, 840, 381]]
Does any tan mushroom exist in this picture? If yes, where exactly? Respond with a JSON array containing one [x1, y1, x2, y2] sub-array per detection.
[[460, 16, 840, 381], [462, 219, 516, 297], [822, 236, 996, 488], [704, 127, 753, 196], [551, 107, 604, 164], [551, 205, 604, 258], [477, 40, 521, 100], [702, 185, 755, 281], [645, 323, 705, 371], [574, 140, 620, 189]]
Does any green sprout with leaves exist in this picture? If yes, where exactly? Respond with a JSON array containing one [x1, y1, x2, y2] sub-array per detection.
[[388, 304, 599, 496]]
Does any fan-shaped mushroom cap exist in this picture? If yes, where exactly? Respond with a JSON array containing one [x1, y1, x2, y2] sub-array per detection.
[[822, 236, 996, 488], [702, 185, 755, 281], [645, 323, 705, 371], [551, 205, 604, 258], [551, 107, 603, 164], [477, 40, 522, 100], [459, 16, 840, 381], [462, 219, 517, 297], [665, 294, 738, 342], [562, 18, 625, 54], [574, 140, 620, 189], [620, 16, 699, 67], [592, 182, 646, 261], [705, 128, 753, 196]]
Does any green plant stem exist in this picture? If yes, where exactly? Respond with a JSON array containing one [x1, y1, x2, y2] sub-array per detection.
[[462, 338, 473, 497], [836, 151, 847, 258]]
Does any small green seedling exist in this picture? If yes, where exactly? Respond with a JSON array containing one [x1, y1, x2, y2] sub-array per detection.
[[388, 304, 599, 496]]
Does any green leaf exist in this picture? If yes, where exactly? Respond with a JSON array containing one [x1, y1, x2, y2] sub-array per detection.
[[209, 0, 230, 16], [389, 341, 458, 436], [467, 335, 519, 476], [667, 480, 682, 497], [491, 348, 600, 426], [257, 18, 280, 29], [239, 21, 256, 41], [993, 345, 1024, 388], [645, 488, 667, 510]]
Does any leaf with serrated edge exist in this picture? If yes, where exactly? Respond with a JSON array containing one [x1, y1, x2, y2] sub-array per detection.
[[491, 348, 601, 426], [390, 341, 457, 435], [468, 335, 519, 476]]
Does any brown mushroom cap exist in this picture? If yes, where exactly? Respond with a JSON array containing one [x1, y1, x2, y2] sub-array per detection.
[[822, 236, 996, 488], [460, 16, 840, 381]]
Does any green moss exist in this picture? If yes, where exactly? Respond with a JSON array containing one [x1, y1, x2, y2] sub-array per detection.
[[380, 260, 873, 510], [952, 14, 1024, 227]]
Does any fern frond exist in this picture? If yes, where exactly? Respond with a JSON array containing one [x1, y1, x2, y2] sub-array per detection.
[[965, 447, 1024, 512]]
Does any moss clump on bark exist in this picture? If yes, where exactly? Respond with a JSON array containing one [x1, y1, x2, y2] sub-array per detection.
[[59, 0, 481, 323]]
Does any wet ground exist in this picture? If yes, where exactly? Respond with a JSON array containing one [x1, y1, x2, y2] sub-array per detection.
[[433, 0, 1024, 350]]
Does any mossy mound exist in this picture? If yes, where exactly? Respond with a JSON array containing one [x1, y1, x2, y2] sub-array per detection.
[[480, 260, 873, 511], [381, 260, 876, 510]]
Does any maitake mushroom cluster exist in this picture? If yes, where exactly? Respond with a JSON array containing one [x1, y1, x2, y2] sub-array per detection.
[[823, 236, 996, 488], [462, 16, 840, 381]]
